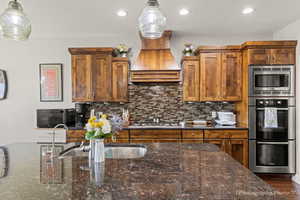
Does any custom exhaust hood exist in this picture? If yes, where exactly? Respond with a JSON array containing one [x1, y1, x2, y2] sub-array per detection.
[[131, 30, 180, 82]]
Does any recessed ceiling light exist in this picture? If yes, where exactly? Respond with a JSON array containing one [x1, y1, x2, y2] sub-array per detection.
[[117, 10, 127, 17], [179, 8, 190, 16], [242, 7, 254, 15]]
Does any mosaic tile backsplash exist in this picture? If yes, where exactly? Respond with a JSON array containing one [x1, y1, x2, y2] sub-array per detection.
[[87, 83, 235, 124]]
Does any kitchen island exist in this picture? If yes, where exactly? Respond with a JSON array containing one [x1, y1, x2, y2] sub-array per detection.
[[0, 143, 284, 200]]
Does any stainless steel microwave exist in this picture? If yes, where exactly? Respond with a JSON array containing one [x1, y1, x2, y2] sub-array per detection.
[[249, 65, 295, 96]]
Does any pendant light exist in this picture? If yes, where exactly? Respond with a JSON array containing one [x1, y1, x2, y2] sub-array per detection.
[[138, 0, 166, 39], [0, 0, 31, 41]]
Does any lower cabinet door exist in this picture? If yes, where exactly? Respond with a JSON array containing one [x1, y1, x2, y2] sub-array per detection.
[[226, 139, 249, 168]]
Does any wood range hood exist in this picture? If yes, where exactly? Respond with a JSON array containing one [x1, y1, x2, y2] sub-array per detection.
[[131, 30, 180, 82]]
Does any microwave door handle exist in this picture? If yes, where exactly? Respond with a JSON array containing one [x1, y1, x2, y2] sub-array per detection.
[[257, 142, 289, 145]]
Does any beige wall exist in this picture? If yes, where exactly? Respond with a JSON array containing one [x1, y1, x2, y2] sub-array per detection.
[[273, 20, 300, 182], [0, 33, 272, 145]]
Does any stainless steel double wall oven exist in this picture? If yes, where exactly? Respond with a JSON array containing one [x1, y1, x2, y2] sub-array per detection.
[[249, 65, 296, 173]]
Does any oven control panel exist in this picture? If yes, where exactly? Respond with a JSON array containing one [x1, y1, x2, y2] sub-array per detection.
[[256, 99, 288, 108]]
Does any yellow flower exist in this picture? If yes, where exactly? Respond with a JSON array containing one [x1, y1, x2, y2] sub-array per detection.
[[95, 121, 104, 128], [88, 116, 97, 124], [90, 122, 96, 128], [101, 114, 107, 119]]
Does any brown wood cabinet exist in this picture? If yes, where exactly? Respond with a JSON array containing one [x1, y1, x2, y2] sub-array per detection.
[[248, 49, 270, 65], [200, 53, 222, 101], [182, 47, 243, 102], [71, 55, 93, 102], [204, 130, 248, 167], [66, 128, 248, 167], [221, 52, 242, 101], [270, 48, 295, 65], [226, 139, 248, 167], [199, 52, 242, 102], [182, 130, 204, 143], [69, 48, 129, 102], [182, 57, 200, 101], [92, 54, 112, 101], [130, 129, 181, 141], [248, 48, 295, 65], [111, 58, 129, 102]]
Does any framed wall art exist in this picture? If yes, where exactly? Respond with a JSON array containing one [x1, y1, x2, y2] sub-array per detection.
[[39, 63, 63, 102], [0, 70, 8, 100]]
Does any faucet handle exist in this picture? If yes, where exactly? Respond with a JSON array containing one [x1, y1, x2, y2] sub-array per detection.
[[79, 141, 84, 148]]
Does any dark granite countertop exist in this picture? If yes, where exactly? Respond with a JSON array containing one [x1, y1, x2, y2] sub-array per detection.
[[124, 124, 248, 130], [69, 124, 248, 131], [0, 143, 283, 200]]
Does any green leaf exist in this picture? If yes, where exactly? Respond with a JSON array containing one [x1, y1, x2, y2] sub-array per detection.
[[85, 131, 95, 140], [92, 133, 113, 139]]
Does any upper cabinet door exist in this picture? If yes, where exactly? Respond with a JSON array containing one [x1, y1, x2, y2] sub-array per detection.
[[200, 53, 222, 101], [111, 61, 129, 102], [92, 54, 112, 102], [270, 48, 295, 65], [248, 49, 271, 65], [183, 59, 200, 102], [72, 55, 93, 102], [221, 52, 242, 101]]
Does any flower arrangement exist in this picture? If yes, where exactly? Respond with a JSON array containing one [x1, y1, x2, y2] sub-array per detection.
[[85, 112, 123, 140], [182, 43, 194, 56], [114, 44, 131, 57], [85, 114, 113, 140]]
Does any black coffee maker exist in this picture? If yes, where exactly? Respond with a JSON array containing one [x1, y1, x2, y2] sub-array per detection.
[[75, 103, 90, 128]]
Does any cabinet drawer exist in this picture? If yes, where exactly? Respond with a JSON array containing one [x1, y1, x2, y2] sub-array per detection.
[[204, 130, 248, 139], [130, 139, 181, 143], [130, 130, 181, 139], [115, 130, 129, 139], [105, 139, 129, 143], [67, 130, 85, 139], [182, 130, 203, 139]]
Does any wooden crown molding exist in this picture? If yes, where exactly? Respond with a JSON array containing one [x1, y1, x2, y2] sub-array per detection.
[[69, 47, 114, 55], [241, 41, 298, 49]]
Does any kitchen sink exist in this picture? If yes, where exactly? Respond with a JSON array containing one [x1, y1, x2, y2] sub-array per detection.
[[58, 144, 147, 159]]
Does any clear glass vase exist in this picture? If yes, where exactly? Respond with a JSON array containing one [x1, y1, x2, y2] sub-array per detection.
[[89, 139, 105, 163]]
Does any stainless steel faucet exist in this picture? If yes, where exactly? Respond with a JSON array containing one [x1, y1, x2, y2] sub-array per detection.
[[51, 124, 68, 157]]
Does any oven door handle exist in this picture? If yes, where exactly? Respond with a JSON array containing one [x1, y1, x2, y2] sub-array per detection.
[[257, 142, 289, 145], [256, 108, 289, 111]]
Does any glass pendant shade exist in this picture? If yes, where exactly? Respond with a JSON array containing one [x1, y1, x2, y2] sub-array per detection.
[[0, 0, 31, 41], [138, 0, 166, 39]]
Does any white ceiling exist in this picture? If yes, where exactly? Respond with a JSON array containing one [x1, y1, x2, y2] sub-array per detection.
[[2, 0, 300, 38]]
